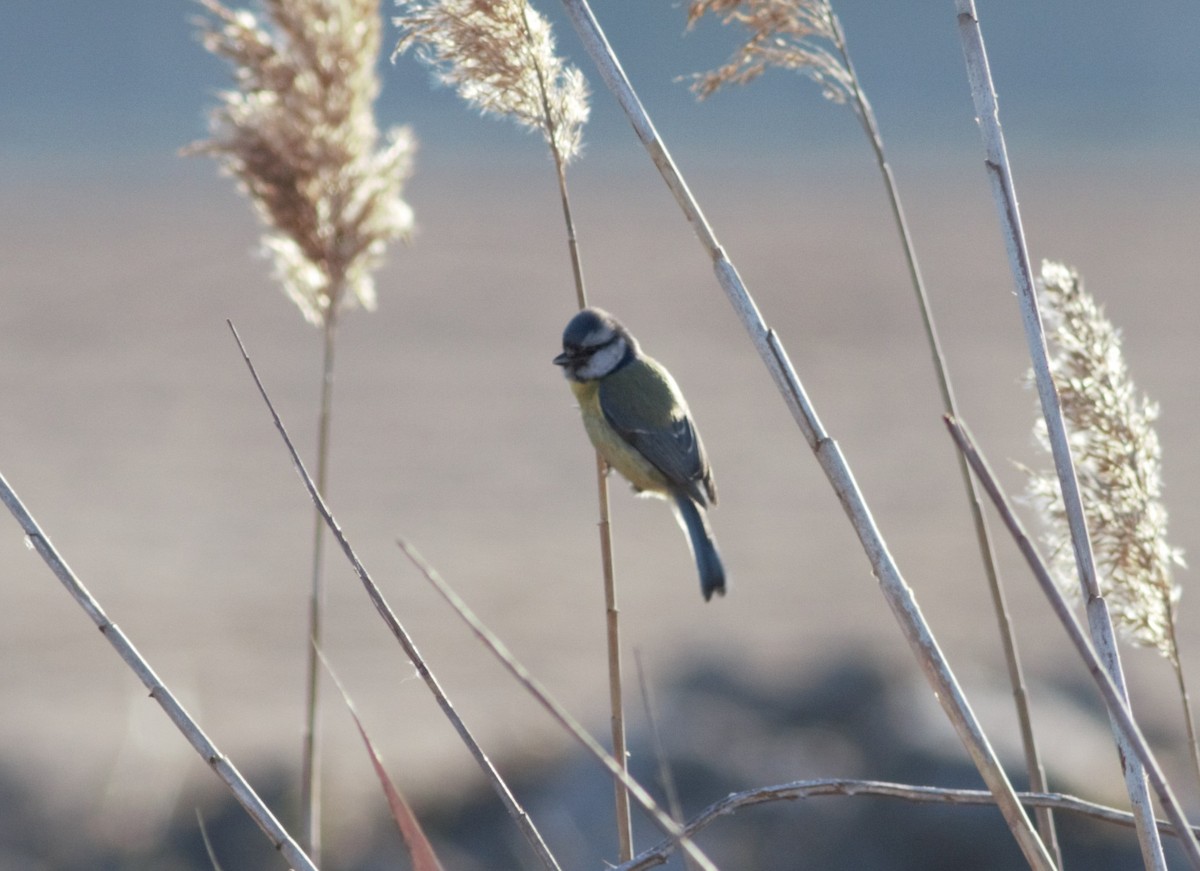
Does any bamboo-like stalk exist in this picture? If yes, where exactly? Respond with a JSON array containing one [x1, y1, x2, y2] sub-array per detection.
[[556, 0, 1054, 867], [822, 17, 1059, 861], [0, 472, 319, 871], [228, 321, 563, 871], [945, 416, 1200, 868], [618, 776, 1200, 871], [397, 540, 719, 871], [951, 4, 1164, 867]]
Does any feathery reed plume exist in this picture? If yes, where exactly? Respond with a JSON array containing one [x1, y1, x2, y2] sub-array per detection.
[[1027, 261, 1184, 654], [394, 0, 589, 164], [191, 0, 417, 860], [686, 0, 851, 102], [193, 0, 416, 324], [1026, 260, 1199, 788]]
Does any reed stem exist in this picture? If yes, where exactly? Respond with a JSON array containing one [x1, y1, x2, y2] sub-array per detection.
[[301, 308, 338, 863], [827, 13, 1059, 863], [945, 416, 1200, 869], [0, 472, 319, 871], [229, 321, 563, 871], [524, 1, 633, 855], [557, 0, 1054, 865], [953, 3, 1164, 865]]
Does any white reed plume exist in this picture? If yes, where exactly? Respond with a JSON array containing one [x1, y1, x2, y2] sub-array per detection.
[[192, 0, 416, 325], [393, 0, 589, 163], [686, 0, 852, 102], [1027, 261, 1185, 657]]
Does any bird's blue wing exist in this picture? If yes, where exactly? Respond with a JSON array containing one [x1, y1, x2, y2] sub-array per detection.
[[598, 360, 715, 506]]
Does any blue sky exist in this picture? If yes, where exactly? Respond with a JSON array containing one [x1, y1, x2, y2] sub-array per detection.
[[3, 0, 1198, 172]]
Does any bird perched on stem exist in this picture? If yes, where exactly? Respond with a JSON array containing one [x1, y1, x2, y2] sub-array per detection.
[[554, 308, 726, 600]]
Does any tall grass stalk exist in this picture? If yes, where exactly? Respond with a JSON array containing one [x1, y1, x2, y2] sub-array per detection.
[[557, 0, 1055, 866], [953, 4, 1165, 866], [397, 539, 719, 871], [191, 0, 416, 858], [0, 471, 318, 871], [946, 417, 1200, 868], [392, 2, 634, 857], [687, 0, 1057, 858], [228, 321, 563, 871], [230, 320, 693, 868]]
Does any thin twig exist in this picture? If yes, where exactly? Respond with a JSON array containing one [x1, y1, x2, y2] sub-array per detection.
[[0, 472, 317, 871], [952, 4, 1164, 866], [632, 649, 696, 870], [555, 0, 1053, 866], [944, 416, 1200, 869], [227, 320, 563, 871], [397, 539, 719, 871], [196, 810, 228, 871], [1165, 602, 1200, 791], [617, 777, 1200, 871]]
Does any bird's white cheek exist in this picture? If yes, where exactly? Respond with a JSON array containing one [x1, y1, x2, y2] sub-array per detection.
[[577, 339, 627, 379]]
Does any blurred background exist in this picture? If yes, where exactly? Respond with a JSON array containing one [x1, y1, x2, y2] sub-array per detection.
[[2, 0, 1199, 867]]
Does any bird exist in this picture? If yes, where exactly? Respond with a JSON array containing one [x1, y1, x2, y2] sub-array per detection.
[[553, 307, 726, 600]]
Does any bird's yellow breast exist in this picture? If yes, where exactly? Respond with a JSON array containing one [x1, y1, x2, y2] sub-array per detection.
[[568, 378, 672, 496]]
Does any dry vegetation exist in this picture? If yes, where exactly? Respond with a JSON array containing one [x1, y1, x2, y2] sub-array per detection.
[[2, 0, 1196, 869]]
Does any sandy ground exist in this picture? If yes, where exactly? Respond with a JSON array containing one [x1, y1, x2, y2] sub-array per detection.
[[2, 148, 1199, 850]]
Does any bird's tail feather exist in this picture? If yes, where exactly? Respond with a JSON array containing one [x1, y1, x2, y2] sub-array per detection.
[[673, 493, 726, 601]]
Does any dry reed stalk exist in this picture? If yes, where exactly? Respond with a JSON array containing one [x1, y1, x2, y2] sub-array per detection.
[[946, 417, 1200, 869], [397, 539, 719, 871], [0, 472, 318, 871], [557, 0, 1055, 866], [687, 0, 1058, 859], [228, 321, 562, 871], [392, 2, 638, 859], [1026, 261, 1197, 786], [191, 0, 416, 858], [953, 3, 1167, 866], [619, 775, 1200, 871]]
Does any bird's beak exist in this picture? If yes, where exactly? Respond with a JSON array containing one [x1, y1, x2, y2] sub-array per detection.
[[552, 351, 570, 367]]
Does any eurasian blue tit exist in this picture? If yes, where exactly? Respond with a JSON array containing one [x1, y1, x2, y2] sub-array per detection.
[[553, 307, 726, 601]]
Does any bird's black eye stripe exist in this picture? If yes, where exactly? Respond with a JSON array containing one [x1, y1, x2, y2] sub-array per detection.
[[579, 333, 621, 354]]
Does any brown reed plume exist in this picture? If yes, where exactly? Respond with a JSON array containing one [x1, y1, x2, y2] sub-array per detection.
[[190, 0, 417, 860], [1026, 261, 1197, 782], [686, 0, 851, 101]]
